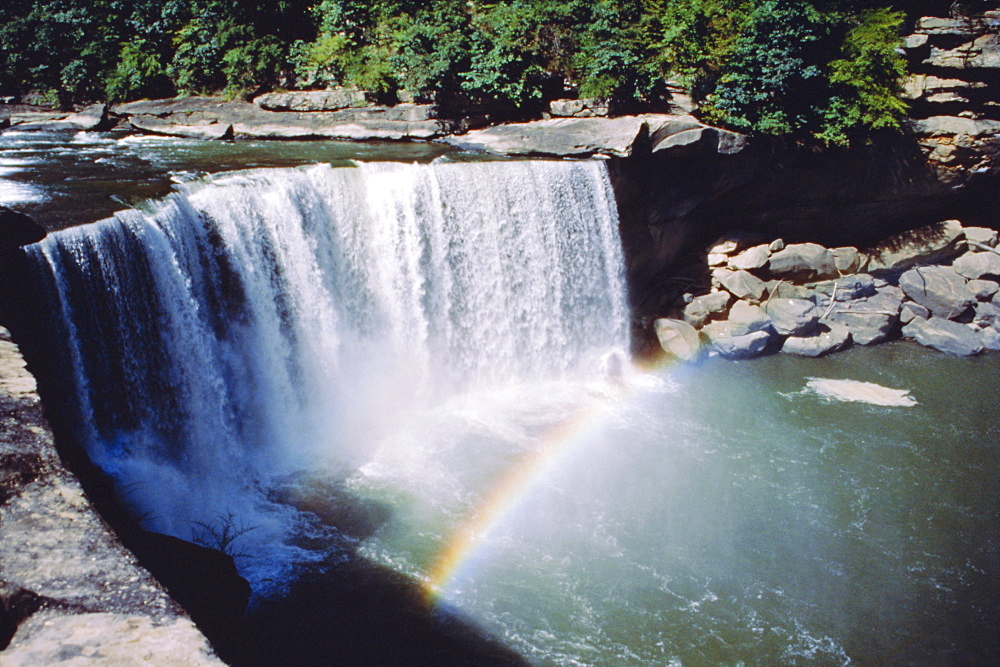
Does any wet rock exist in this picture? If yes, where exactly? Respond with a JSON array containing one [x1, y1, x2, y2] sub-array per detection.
[[864, 220, 966, 274], [968, 279, 1000, 301], [902, 317, 983, 356], [899, 265, 976, 319], [682, 291, 730, 328], [781, 322, 851, 357], [129, 116, 233, 140], [0, 207, 47, 252], [952, 250, 1000, 280], [763, 298, 820, 336], [712, 269, 767, 302], [767, 243, 838, 282], [654, 318, 702, 362]]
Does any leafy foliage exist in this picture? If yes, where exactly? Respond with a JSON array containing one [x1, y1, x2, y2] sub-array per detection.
[[0, 0, 917, 144]]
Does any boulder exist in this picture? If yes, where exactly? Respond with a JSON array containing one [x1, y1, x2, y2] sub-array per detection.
[[968, 279, 1000, 301], [823, 289, 903, 345], [763, 298, 820, 336], [831, 246, 866, 274], [705, 329, 772, 360], [964, 227, 999, 248], [951, 250, 1000, 280], [769, 239, 785, 252], [902, 317, 983, 356], [764, 281, 814, 300], [444, 116, 647, 158], [725, 301, 773, 337], [809, 274, 876, 301], [0, 207, 46, 252], [129, 116, 234, 140], [654, 319, 702, 362], [728, 244, 770, 271], [899, 265, 976, 319], [973, 302, 1000, 328], [979, 327, 1000, 351], [781, 322, 851, 357], [863, 219, 966, 274], [682, 291, 730, 328], [646, 116, 747, 155], [706, 233, 758, 257], [713, 269, 767, 302], [926, 33, 1000, 69], [900, 302, 931, 324], [767, 243, 839, 281], [549, 98, 610, 118], [61, 103, 110, 131]]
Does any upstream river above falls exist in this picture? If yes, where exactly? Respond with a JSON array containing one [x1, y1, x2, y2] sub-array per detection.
[[2, 129, 999, 665]]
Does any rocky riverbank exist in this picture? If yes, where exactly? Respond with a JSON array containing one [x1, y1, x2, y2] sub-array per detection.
[[0, 326, 223, 665], [652, 220, 1000, 361]]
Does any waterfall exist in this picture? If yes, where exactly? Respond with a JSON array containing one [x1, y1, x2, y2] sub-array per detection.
[[27, 159, 629, 581]]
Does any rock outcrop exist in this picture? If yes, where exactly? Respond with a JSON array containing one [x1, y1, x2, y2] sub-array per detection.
[[0, 327, 223, 665]]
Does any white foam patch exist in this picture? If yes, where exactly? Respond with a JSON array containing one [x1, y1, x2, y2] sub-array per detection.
[[804, 378, 917, 407]]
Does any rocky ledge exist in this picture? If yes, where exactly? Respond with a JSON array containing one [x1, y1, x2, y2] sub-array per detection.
[[0, 326, 223, 665], [653, 220, 1000, 361]]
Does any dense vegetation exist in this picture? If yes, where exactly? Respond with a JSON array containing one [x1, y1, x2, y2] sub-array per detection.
[[0, 1, 991, 144]]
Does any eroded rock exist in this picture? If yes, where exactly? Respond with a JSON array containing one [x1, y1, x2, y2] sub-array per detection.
[[903, 316, 983, 356], [899, 265, 976, 319]]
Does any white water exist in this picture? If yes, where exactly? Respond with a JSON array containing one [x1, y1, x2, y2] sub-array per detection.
[[28, 159, 630, 586]]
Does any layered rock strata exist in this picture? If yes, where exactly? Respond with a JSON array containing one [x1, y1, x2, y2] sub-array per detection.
[[654, 220, 1000, 360]]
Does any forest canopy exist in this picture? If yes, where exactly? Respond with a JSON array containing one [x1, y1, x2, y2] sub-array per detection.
[[0, 0, 990, 144]]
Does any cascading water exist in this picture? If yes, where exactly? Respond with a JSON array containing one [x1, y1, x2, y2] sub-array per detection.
[[26, 158, 630, 588]]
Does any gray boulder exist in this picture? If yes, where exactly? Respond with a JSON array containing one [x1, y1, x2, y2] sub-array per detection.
[[702, 301, 772, 339], [968, 279, 1000, 301], [900, 302, 931, 324], [902, 317, 983, 356], [781, 322, 851, 357], [831, 246, 866, 274], [823, 289, 903, 345], [964, 227, 999, 248], [654, 319, 702, 362], [765, 281, 814, 300], [729, 244, 770, 271], [973, 302, 1000, 328], [864, 219, 966, 274], [682, 291, 730, 328], [767, 243, 839, 281], [899, 265, 976, 319], [713, 269, 767, 302], [951, 250, 1000, 280], [254, 89, 375, 111], [763, 298, 820, 336], [706, 330, 772, 359], [979, 326, 1000, 351]]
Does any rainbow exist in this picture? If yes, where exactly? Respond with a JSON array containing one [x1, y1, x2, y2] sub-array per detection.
[[422, 356, 680, 601]]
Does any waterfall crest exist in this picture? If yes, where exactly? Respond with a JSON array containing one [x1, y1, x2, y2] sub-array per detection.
[[28, 159, 629, 573]]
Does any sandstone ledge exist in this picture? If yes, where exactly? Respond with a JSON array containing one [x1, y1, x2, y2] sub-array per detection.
[[0, 327, 222, 665]]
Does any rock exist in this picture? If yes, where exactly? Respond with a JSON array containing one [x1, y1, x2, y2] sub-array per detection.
[[926, 33, 1000, 69], [764, 281, 813, 300], [781, 322, 851, 357], [809, 274, 876, 301], [253, 89, 374, 112], [912, 116, 1000, 140], [706, 233, 757, 256], [707, 253, 728, 267], [951, 250, 1000, 280], [654, 319, 702, 361], [968, 279, 1000, 301], [915, 16, 978, 35], [823, 289, 903, 345], [724, 300, 773, 337], [899, 265, 976, 319], [0, 207, 46, 252], [445, 116, 647, 158], [767, 243, 839, 281], [763, 298, 820, 336], [831, 246, 866, 274], [705, 329, 772, 360], [901, 302, 931, 324], [973, 302, 1000, 328], [769, 239, 785, 252], [646, 114, 747, 155], [964, 227, 999, 248], [864, 219, 967, 274], [902, 317, 983, 356], [728, 244, 770, 271], [979, 326, 1000, 350], [129, 116, 234, 140], [712, 268, 767, 302], [6, 103, 110, 132], [549, 98, 610, 118], [682, 291, 730, 328]]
